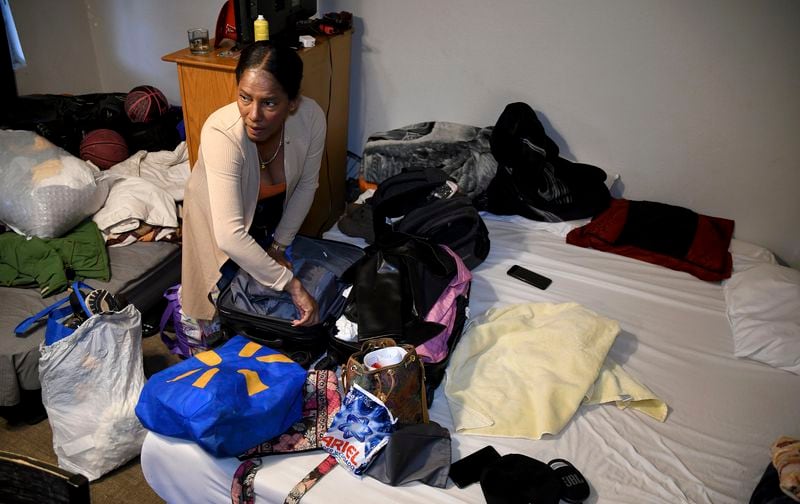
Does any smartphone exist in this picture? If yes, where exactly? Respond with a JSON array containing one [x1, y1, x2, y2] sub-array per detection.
[[507, 265, 552, 290], [449, 445, 501, 488]]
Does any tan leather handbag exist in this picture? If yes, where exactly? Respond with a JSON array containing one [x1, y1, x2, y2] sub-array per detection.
[[342, 338, 429, 424]]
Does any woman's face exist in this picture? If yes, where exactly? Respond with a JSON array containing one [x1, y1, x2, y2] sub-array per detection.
[[237, 68, 298, 144]]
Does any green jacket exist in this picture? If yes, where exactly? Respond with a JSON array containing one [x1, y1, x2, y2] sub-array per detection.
[[0, 220, 110, 297]]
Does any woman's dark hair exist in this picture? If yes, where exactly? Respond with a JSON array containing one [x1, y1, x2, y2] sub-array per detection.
[[235, 41, 303, 100]]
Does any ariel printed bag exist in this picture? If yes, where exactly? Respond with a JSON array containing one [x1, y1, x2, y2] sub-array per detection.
[[343, 338, 429, 424]]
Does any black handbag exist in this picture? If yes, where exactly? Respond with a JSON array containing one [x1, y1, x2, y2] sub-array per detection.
[[341, 232, 454, 344], [326, 233, 472, 407]]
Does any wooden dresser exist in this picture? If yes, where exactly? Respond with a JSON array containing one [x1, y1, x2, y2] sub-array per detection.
[[162, 31, 352, 235]]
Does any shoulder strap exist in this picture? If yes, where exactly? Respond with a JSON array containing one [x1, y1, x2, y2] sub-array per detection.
[[159, 286, 181, 335], [14, 296, 73, 335], [284, 455, 338, 504], [230, 454, 338, 504], [230, 458, 262, 504], [14, 280, 96, 335]]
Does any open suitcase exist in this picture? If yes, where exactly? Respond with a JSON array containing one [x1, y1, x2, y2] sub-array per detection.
[[216, 236, 364, 368]]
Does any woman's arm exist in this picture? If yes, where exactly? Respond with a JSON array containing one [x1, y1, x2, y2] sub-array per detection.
[[273, 100, 327, 246]]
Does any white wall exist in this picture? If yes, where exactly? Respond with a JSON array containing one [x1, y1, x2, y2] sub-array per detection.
[[11, 0, 220, 104], [319, 0, 800, 267], [11, 0, 102, 94], [82, 0, 221, 105], [9, 0, 800, 266]]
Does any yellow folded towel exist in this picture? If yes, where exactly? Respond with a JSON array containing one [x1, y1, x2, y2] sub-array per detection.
[[445, 302, 668, 439], [584, 358, 668, 422]]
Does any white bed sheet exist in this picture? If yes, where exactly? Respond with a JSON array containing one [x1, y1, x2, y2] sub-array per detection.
[[141, 214, 800, 503]]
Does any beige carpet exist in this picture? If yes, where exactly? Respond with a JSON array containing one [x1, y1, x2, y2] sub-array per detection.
[[0, 333, 182, 504]]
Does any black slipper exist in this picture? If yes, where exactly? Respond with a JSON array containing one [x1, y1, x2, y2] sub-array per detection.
[[548, 458, 590, 503]]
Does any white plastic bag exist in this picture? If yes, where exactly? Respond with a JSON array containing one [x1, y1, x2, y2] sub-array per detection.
[[0, 129, 109, 238], [38, 304, 147, 481]]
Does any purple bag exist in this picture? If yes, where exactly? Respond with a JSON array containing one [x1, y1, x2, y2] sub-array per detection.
[[159, 284, 209, 358]]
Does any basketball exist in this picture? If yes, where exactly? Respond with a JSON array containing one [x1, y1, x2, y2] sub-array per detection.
[[79, 128, 129, 170], [125, 85, 169, 123]]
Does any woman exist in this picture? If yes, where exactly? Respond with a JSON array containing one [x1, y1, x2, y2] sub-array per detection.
[[181, 41, 325, 332]]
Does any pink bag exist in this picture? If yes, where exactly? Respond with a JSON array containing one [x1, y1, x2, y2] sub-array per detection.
[[416, 246, 472, 363]]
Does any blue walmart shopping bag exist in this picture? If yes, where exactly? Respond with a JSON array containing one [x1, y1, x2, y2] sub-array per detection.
[[135, 335, 306, 457]]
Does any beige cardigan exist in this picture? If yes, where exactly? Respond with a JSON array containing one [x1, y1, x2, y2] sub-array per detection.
[[181, 97, 326, 320]]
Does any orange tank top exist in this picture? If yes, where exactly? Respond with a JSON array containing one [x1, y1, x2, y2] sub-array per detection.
[[258, 181, 286, 201]]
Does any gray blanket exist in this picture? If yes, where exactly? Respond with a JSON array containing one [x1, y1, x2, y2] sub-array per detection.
[[362, 122, 497, 198]]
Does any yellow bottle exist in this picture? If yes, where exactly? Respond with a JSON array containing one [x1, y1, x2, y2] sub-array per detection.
[[254, 14, 269, 41]]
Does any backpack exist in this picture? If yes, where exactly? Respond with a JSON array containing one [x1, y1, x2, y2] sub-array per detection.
[[482, 102, 611, 222], [370, 166, 490, 270]]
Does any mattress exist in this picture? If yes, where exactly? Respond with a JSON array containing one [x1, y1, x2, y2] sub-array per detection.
[[0, 241, 181, 406], [141, 214, 800, 503]]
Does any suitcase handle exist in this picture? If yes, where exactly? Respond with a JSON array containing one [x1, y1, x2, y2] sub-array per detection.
[[240, 329, 284, 348]]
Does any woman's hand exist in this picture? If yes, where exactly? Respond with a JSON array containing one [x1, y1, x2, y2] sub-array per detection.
[[267, 246, 293, 270], [285, 278, 319, 327]]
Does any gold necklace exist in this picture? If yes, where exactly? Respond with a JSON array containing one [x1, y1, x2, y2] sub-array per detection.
[[259, 125, 284, 170]]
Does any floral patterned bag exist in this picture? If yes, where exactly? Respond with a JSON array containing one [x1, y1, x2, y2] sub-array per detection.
[[238, 369, 341, 458], [231, 370, 342, 504]]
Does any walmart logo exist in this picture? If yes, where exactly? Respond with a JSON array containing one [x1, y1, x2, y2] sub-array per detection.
[[166, 341, 294, 396]]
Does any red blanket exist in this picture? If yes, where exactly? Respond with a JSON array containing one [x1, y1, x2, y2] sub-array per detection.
[[566, 199, 734, 281]]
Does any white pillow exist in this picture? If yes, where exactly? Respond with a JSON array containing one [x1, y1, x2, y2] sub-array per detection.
[[729, 238, 778, 272], [725, 263, 800, 374]]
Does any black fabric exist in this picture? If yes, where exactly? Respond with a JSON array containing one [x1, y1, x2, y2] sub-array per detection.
[[337, 202, 375, 242], [342, 232, 454, 344], [325, 283, 470, 408], [370, 166, 451, 236], [0, 93, 182, 156], [480, 454, 561, 504], [364, 421, 451, 488], [616, 200, 699, 258], [122, 108, 183, 153], [481, 102, 611, 222], [249, 191, 286, 246], [490, 102, 560, 168], [449, 446, 501, 488], [749, 462, 797, 504]]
